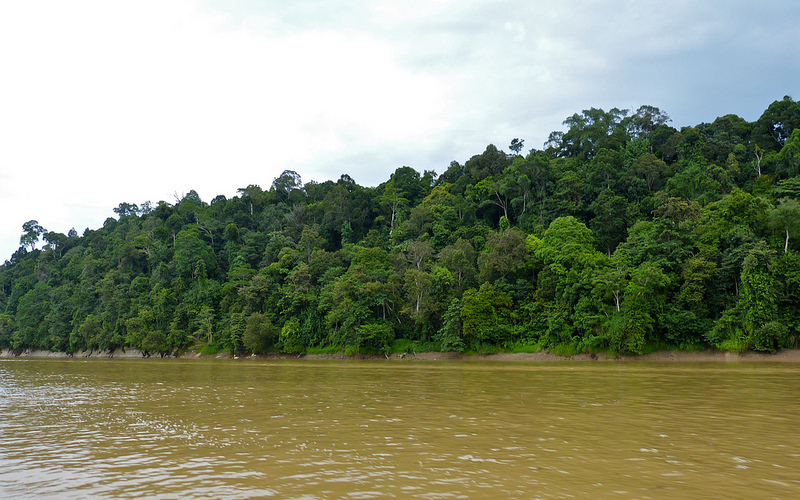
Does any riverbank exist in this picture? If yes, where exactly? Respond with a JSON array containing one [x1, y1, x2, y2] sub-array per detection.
[[4, 348, 800, 362], [0, 349, 151, 359], [301, 349, 800, 362]]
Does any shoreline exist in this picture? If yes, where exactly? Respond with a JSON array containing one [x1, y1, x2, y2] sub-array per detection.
[[3, 348, 800, 363]]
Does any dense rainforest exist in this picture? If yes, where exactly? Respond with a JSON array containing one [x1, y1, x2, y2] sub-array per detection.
[[2, 98, 800, 357]]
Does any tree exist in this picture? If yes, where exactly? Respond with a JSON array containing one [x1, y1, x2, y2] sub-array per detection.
[[676, 255, 717, 317], [474, 175, 511, 221], [354, 322, 394, 354], [535, 216, 595, 266], [551, 167, 586, 217], [509, 138, 525, 155], [165, 213, 184, 244], [125, 309, 156, 353], [624, 105, 671, 140], [12, 281, 51, 350], [769, 198, 800, 253], [401, 269, 435, 337], [593, 253, 629, 313], [615, 262, 670, 353], [773, 252, 800, 343], [435, 298, 466, 352], [193, 305, 216, 344], [666, 160, 730, 206], [320, 184, 351, 246], [20, 220, 45, 251], [242, 312, 277, 354], [460, 284, 515, 345], [587, 148, 623, 193], [465, 144, 511, 182], [174, 227, 218, 280], [478, 228, 528, 283], [279, 317, 304, 354], [773, 177, 800, 199], [113, 202, 140, 220], [695, 114, 752, 165], [271, 170, 303, 204], [632, 153, 668, 192], [321, 247, 396, 346], [297, 226, 324, 263], [439, 239, 477, 295], [502, 158, 534, 225], [236, 185, 266, 216], [740, 245, 779, 349], [753, 96, 800, 152], [775, 129, 800, 179], [589, 189, 632, 256], [0, 314, 13, 349], [5, 99, 800, 357], [418, 185, 461, 248], [548, 107, 630, 159], [377, 180, 408, 235], [43, 231, 69, 257], [401, 239, 434, 272]]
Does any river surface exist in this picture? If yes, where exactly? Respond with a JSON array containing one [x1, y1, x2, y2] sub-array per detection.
[[1, 358, 799, 499]]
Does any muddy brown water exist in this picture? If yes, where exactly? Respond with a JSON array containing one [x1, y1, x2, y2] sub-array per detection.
[[1, 358, 799, 499]]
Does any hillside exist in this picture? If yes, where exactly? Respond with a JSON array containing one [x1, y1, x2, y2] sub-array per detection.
[[2, 98, 799, 356]]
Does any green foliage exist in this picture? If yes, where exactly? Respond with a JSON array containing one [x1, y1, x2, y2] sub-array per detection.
[[506, 341, 540, 353], [355, 322, 394, 354], [536, 216, 596, 264], [304, 345, 342, 355], [478, 228, 529, 283], [547, 342, 580, 357], [658, 305, 706, 349], [740, 246, 778, 337], [706, 307, 746, 350], [751, 321, 789, 353], [279, 317, 304, 354], [435, 298, 466, 352], [770, 198, 800, 253], [242, 312, 277, 354], [461, 284, 515, 346], [2, 100, 799, 357]]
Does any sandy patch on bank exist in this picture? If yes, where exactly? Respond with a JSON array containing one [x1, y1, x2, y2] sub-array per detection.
[[5, 349, 800, 362], [299, 349, 800, 363], [301, 349, 800, 363], [471, 349, 800, 362], [0, 349, 148, 359]]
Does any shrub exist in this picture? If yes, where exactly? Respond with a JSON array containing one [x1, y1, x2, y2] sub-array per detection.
[[750, 321, 789, 353]]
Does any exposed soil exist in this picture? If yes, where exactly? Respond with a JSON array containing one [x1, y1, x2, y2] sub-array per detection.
[[348, 349, 800, 363], [190, 349, 800, 362], [468, 349, 800, 363], [5, 348, 800, 362]]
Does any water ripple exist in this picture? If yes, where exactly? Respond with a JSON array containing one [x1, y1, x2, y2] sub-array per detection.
[[2, 360, 800, 499]]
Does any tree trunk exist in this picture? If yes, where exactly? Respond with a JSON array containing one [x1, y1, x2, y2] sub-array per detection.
[[786, 228, 790, 254]]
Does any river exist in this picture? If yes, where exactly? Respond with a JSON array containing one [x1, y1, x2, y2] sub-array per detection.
[[1, 358, 799, 499]]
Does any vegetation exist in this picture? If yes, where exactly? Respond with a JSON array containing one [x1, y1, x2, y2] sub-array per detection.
[[2, 98, 800, 356]]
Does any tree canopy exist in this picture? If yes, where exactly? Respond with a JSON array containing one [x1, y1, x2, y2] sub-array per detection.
[[2, 98, 799, 356]]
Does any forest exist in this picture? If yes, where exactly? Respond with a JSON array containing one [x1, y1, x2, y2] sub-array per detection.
[[2, 97, 800, 357]]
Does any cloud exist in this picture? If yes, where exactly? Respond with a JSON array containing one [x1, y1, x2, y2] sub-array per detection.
[[1, 0, 799, 260], [0, 0, 449, 258]]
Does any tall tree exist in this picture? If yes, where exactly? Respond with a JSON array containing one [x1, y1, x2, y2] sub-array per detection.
[[20, 220, 46, 251], [547, 107, 629, 159], [769, 198, 800, 253], [753, 96, 800, 152], [271, 170, 304, 204]]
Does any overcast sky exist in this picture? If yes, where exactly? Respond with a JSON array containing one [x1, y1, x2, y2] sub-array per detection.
[[1, 0, 799, 261]]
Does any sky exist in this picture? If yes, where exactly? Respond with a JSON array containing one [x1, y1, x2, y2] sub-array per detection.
[[1, 0, 799, 262]]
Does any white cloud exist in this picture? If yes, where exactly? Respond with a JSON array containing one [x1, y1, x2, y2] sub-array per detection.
[[0, 0, 449, 259], [1, 0, 798, 261]]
